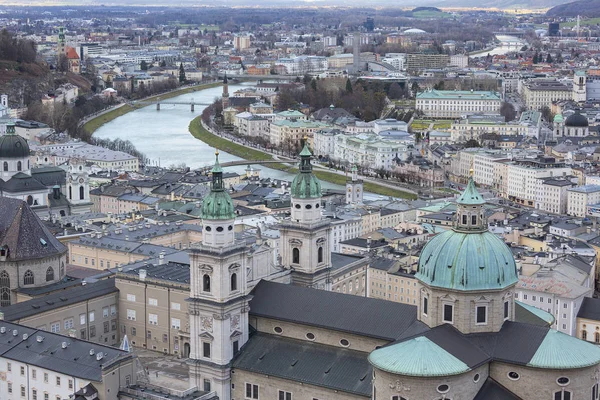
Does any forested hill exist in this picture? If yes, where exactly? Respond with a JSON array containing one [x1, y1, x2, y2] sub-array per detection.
[[547, 0, 600, 17]]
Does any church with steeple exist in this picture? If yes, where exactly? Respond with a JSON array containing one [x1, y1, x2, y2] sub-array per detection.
[[187, 150, 600, 400]]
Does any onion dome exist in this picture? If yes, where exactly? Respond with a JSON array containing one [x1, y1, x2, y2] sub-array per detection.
[[565, 110, 588, 127], [415, 176, 518, 291], [290, 141, 322, 199], [201, 150, 235, 220], [0, 123, 30, 158]]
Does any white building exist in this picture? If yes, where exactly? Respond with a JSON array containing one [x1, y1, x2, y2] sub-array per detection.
[[313, 128, 342, 158], [416, 90, 501, 119], [333, 133, 414, 171], [277, 56, 328, 75], [234, 112, 270, 138], [381, 53, 406, 71], [536, 178, 576, 215], [567, 185, 600, 217]]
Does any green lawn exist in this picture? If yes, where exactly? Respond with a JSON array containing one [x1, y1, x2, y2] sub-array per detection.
[[83, 82, 222, 135], [561, 18, 600, 27], [411, 119, 452, 131], [188, 117, 417, 200]]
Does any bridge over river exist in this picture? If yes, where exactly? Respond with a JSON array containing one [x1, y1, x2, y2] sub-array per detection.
[[134, 98, 211, 111]]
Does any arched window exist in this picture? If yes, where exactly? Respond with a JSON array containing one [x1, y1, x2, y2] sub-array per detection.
[[69, 186, 72, 200], [79, 185, 85, 200], [292, 248, 300, 264], [26, 195, 33, 206], [230, 273, 237, 292], [203, 274, 211, 292], [583, 330, 588, 340], [46, 267, 54, 282], [554, 391, 572, 400], [17, 161, 21, 171], [318, 246, 323, 263], [2, 162, 7, 171], [595, 333, 600, 344], [0, 270, 10, 307], [24, 270, 34, 285]]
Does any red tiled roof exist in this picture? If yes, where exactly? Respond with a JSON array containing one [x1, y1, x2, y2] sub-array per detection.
[[65, 47, 79, 59]]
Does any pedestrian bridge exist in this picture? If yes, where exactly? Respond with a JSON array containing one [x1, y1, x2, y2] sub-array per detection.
[[134, 98, 211, 111]]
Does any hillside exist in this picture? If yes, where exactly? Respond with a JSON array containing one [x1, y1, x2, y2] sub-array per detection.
[[547, 0, 600, 17]]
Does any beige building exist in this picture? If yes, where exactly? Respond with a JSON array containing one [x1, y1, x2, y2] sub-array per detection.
[[416, 90, 501, 119], [567, 185, 600, 217], [521, 79, 573, 110], [269, 119, 327, 147], [0, 279, 119, 346]]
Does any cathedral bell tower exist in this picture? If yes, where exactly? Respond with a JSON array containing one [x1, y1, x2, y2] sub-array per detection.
[[187, 151, 248, 400], [346, 165, 363, 205], [279, 140, 332, 289]]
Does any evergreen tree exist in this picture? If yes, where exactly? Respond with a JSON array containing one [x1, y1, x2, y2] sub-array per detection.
[[160, 60, 166, 67], [546, 53, 553, 63], [140, 60, 148, 70], [345, 78, 353, 93], [179, 63, 186, 83]]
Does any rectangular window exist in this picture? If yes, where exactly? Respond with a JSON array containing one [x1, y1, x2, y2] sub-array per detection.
[[90, 326, 96, 338], [44, 373, 48, 383], [21, 386, 25, 397], [147, 330, 152, 339], [89, 311, 95, 323], [278, 391, 292, 400], [127, 309, 136, 321], [423, 297, 428, 316], [476, 305, 487, 324], [245, 383, 259, 399], [504, 301, 509, 320], [64, 318, 74, 330], [171, 318, 181, 329], [80, 313, 86, 325], [33, 389, 37, 400], [104, 321, 109, 333], [56, 376, 60, 386], [233, 340, 239, 355], [203, 342, 211, 358], [7, 382, 11, 393], [204, 379, 211, 392], [149, 313, 158, 325], [7, 362, 11, 371], [172, 302, 181, 311], [103, 307, 109, 318], [81, 329, 86, 339], [148, 298, 158, 306], [131, 327, 136, 336], [163, 334, 168, 343], [32, 369, 36, 379], [443, 304, 453, 323], [20, 366, 24, 376], [127, 294, 136, 302], [50, 322, 60, 333], [110, 304, 117, 315], [68, 379, 73, 390]]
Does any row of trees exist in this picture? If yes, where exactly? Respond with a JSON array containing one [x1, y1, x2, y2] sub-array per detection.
[[0, 29, 37, 63]]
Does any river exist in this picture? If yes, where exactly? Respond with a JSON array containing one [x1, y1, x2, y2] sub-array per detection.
[[469, 35, 527, 58], [93, 82, 344, 190]]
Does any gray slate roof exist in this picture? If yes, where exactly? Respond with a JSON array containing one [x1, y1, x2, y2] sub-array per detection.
[[474, 378, 522, 400], [578, 297, 600, 321], [0, 197, 67, 261], [0, 320, 131, 381], [249, 281, 417, 341], [233, 333, 372, 396]]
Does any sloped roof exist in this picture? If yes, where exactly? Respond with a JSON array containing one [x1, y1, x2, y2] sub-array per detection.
[[527, 329, 600, 369], [474, 378, 522, 400], [0, 197, 67, 261], [65, 47, 79, 59]]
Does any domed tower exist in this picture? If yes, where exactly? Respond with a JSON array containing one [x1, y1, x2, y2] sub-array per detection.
[[563, 109, 589, 137], [188, 150, 248, 400], [0, 122, 31, 181], [415, 174, 518, 334], [280, 141, 331, 289]]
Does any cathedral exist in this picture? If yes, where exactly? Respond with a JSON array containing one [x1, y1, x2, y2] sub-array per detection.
[[186, 147, 600, 400], [0, 122, 92, 217]]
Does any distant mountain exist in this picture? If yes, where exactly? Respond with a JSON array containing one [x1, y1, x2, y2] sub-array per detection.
[[547, 0, 600, 17]]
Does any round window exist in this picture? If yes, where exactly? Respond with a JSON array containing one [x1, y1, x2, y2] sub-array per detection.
[[294, 204, 301, 209], [340, 339, 350, 347], [473, 373, 480, 383], [437, 384, 449, 394], [306, 333, 315, 340], [557, 377, 570, 386], [216, 227, 224, 232], [305, 204, 312, 209], [228, 225, 233, 231], [205, 226, 212, 232], [315, 203, 320, 208], [507, 372, 520, 381], [273, 326, 283, 334]]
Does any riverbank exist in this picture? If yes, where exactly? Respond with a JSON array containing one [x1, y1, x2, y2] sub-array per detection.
[[188, 116, 417, 200], [83, 81, 222, 135]]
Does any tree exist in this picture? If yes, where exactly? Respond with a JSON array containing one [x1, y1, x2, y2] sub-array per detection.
[[179, 63, 186, 83], [546, 53, 553, 63], [160, 60, 167, 67], [140, 60, 148, 70], [345, 78, 353, 93], [57, 54, 68, 72], [500, 102, 516, 122], [464, 139, 481, 148], [540, 106, 554, 123]]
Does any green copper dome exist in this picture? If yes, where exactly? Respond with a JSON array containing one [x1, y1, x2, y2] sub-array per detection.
[[290, 142, 322, 199], [416, 177, 518, 291], [201, 151, 235, 220]]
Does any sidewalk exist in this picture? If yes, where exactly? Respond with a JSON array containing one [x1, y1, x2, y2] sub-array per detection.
[[135, 348, 190, 391]]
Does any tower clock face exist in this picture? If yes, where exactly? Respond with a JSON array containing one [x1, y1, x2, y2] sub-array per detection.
[[79, 178, 84, 183]]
